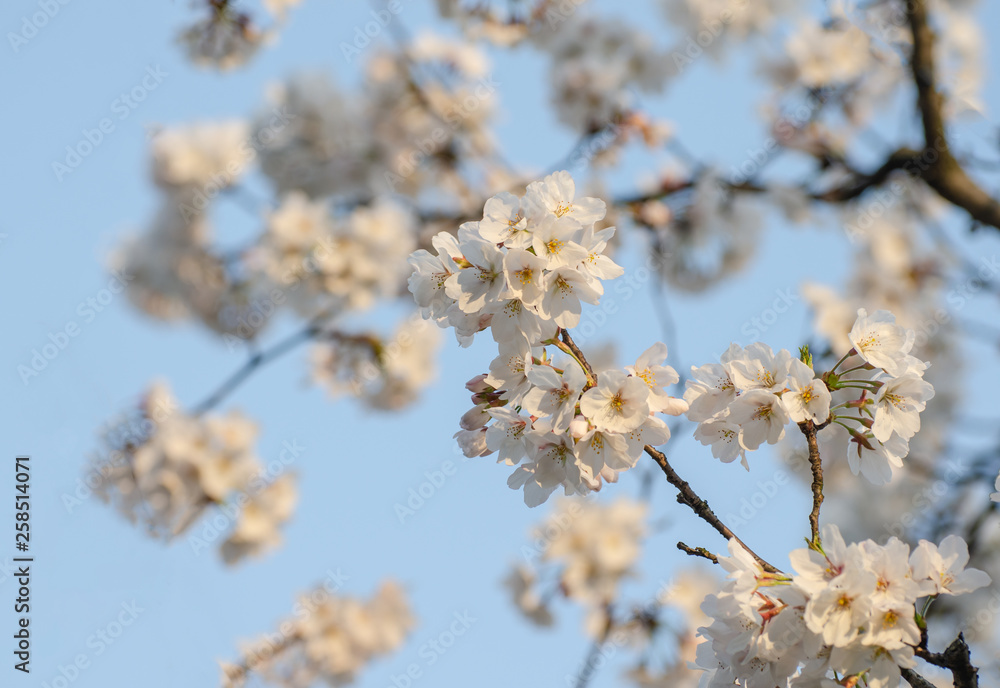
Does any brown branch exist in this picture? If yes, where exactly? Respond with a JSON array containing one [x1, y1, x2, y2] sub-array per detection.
[[559, 328, 597, 386], [812, 148, 922, 203], [677, 541, 719, 564], [797, 420, 825, 547], [644, 444, 780, 573], [914, 634, 980, 688], [901, 668, 938, 688], [904, 0, 1000, 231]]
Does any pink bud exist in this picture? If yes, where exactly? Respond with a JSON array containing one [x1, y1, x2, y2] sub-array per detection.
[[465, 374, 490, 394]]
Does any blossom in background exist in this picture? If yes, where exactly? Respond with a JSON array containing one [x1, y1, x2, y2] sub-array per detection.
[[223, 581, 413, 688], [93, 382, 297, 566], [505, 498, 646, 630]]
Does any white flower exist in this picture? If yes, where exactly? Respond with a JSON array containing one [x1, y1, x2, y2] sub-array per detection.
[[531, 215, 589, 268], [861, 605, 920, 650], [992, 470, 1000, 503], [486, 343, 534, 403], [625, 342, 684, 414], [575, 426, 632, 475], [803, 565, 875, 646], [726, 390, 788, 450], [789, 523, 855, 597], [580, 370, 650, 433], [538, 266, 602, 328], [407, 232, 461, 320], [485, 407, 531, 466], [850, 430, 907, 486], [501, 248, 548, 306], [488, 298, 556, 348], [693, 420, 746, 468], [848, 308, 915, 377], [454, 428, 490, 457], [508, 431, 595, 507], [729, 342, 791, 392], [783, 358, 831, 425], [479, 191, 531, 248], [684, 362, 737, 422], [523, 170, 606, 226], [871, 373, 935, 442], [909, 535, 991, 596], [858, 538, 924, 611], [445, 228, 506, 313], [579, 226, 624, 281], [521, 361, 588, 434], [621, 415, 672, 463]]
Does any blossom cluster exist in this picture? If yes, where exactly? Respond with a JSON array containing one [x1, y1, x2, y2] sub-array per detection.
[[408, 171, 688, 506], [255, 193, 417, 317], [695, 526, 990, 688], [179, 0, 304, 71], [506, 498, 647, 632], [310, 317, 441, 412], [222, 580, 412, 688], [94, 383, 296, 565], [686, 308, 935, 484]]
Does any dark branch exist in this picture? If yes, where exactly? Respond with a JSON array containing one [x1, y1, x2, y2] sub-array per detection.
[[797, 420, 825, 547], [915, 634, 980, 688], [901, 667, 938, 688], [644, 444, 780, 573], [677, 541, 719, 564], [904, 0, 1000, 231]]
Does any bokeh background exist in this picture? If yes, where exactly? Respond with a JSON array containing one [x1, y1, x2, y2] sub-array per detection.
[[3, 1, 1000, 686]]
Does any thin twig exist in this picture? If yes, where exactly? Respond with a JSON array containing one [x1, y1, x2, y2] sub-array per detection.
[[643, 445, 780, 573], [192, 321, 321, 415], [559, 329, 597, 387], [677, 541, 719, 564]]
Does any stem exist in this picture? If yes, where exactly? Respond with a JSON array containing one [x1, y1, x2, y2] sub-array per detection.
[[192, 319, 323, 415], [557, 329, 597, 388], [798, 421, 824, 547], [838, 364, 872, 375], [677, 541, 719, 564], [830, 348, 855, 374], [834, 383, 878, 391]]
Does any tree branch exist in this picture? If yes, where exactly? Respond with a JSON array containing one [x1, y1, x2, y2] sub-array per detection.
[[677, 541, 719, 564], [901, 667, 938, 688], [797, 420, 825, 547], [905, 0, 1000, 231], [644, 444, 780, 573], [915, 634, 980, 688], [192, 321, 320, 415]]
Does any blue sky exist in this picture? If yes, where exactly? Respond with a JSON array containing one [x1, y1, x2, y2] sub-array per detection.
[[2, 1, 1000, 687]]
